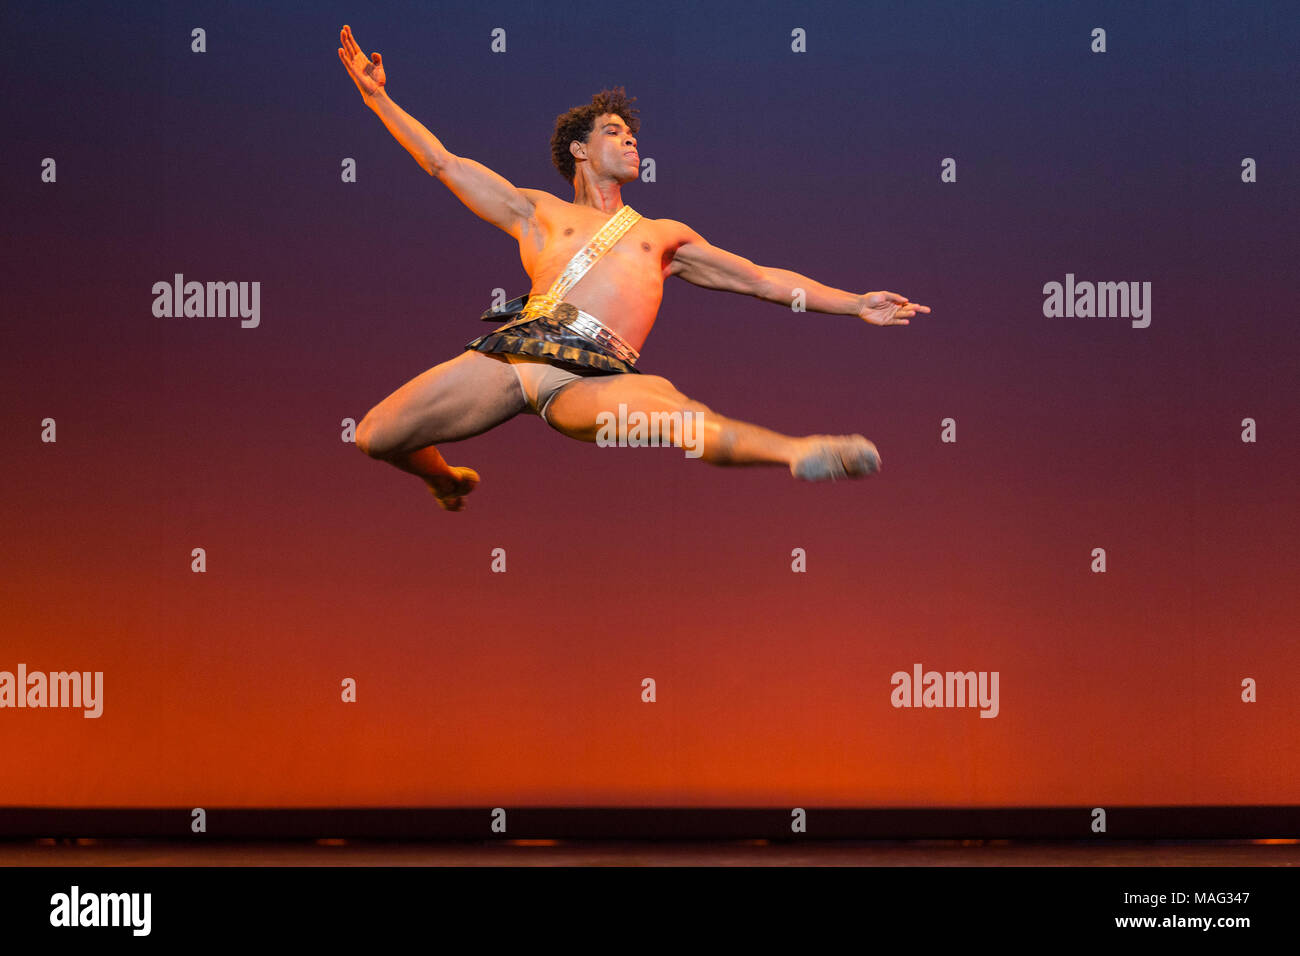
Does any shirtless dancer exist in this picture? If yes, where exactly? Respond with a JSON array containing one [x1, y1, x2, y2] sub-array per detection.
[[339, 25, 930, 511]]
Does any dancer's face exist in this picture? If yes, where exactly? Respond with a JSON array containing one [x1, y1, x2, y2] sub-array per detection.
[[576, 112, 639, 183]]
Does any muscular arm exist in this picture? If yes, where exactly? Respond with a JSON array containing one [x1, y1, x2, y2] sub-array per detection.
[[339, 26, 540, 239], [755, 266, 861, 315], [667, 222, 860, 315], [364, 90, 537, 239], [363, 88, 451, 175]]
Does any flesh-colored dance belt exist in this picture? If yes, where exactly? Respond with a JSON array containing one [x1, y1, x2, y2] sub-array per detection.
[[479, 204, 643, 366]]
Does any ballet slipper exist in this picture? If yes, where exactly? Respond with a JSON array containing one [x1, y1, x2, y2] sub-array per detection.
[[790, 435, 880, 481]]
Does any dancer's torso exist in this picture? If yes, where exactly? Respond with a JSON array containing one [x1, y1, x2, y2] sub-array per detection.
[[515, 193, 683, 352]]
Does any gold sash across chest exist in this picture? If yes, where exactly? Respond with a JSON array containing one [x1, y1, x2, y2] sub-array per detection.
[[480, 204, 643, 364]]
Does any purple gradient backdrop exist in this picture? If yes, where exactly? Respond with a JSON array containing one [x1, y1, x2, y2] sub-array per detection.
[[2, 1, 1296, 806]]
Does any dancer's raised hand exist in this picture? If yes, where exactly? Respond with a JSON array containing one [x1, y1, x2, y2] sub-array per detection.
[[857, 291, 930, 327], [338, 24, 386, 98]]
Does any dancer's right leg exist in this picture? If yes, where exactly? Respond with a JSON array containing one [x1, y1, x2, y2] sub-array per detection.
[[355, 350, 528, 510]]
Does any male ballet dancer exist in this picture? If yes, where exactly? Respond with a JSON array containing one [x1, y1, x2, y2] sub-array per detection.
[[339, 25, 930, 511]]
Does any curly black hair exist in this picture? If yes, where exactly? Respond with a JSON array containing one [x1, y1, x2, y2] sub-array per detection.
[[550, 86, 641, 184]]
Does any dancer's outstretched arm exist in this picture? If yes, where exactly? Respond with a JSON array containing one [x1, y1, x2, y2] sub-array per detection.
[[338, 24, 537, 239], [666, 221, 931, 326]]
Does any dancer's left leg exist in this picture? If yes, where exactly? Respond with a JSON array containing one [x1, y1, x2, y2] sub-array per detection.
[[543, 371, 881, 478]]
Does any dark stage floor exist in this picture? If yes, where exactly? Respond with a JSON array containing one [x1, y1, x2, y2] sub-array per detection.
[[3, 839, 1297, 866]]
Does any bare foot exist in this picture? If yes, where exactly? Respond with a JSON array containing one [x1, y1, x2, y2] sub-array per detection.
[[790, 434, 881, 481], [428, 466, 480, 511]]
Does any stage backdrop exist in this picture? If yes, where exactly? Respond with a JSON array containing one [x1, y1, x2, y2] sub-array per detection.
[[2, 0, 1296, 810]]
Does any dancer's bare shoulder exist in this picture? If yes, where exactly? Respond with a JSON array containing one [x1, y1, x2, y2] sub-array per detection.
[[513, 189, 564, 245], [503, 189, 554, 253], [655, 217, 697, 250], [655, 217, 766, 291], [516, 188, 565, 217], [516, 190, 676, 233], [511, 189, 673, 238]]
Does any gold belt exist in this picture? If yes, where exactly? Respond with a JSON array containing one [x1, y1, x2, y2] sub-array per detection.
[[554, 304, 640, 365], [509, 301, 639, 365]]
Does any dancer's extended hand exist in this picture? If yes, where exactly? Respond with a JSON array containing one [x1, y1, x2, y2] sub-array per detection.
[[857, 291, 930, 327], [338, 24, 386, 98]]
